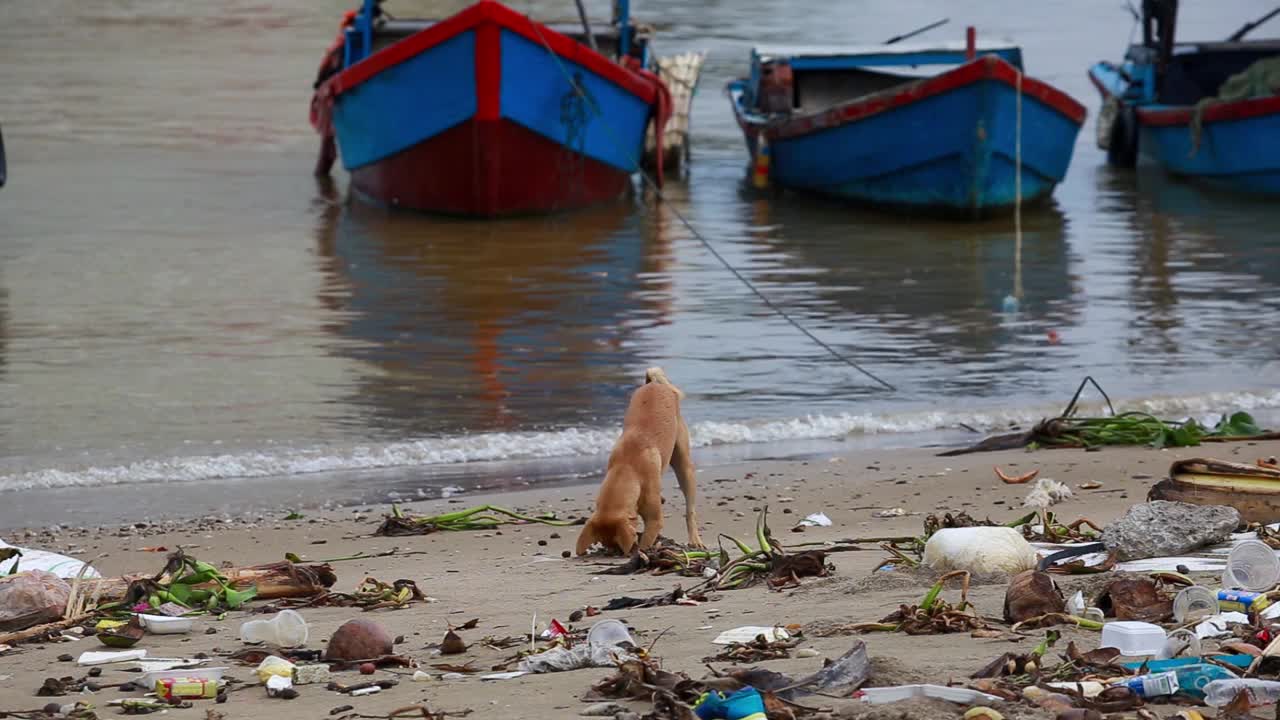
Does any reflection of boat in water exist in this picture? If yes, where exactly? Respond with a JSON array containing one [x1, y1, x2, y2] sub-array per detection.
[[741, 194, 1075, 355], [311, 189, 672, 433]]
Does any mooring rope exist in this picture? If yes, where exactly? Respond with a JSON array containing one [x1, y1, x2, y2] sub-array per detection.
[[1014, 67, 1024, 302], [525, 20, 897, 392]]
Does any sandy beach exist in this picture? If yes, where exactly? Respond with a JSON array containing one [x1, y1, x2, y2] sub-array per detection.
[[3, 439, 1277, 718]]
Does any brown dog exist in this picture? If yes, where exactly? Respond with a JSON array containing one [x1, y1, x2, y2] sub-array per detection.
[[575, 368, 704, 555]]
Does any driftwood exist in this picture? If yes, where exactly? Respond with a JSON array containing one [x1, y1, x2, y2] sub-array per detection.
[[80, 561, 337, 604], [0, 613, 95, 646]]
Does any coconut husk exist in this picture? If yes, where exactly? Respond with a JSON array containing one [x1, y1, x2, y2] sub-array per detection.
[[1095, 578, 1172, 622], [1003, 571, 1066, 623]]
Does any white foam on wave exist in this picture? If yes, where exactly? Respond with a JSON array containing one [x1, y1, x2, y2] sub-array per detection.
[[5, 389, 1279, 492]]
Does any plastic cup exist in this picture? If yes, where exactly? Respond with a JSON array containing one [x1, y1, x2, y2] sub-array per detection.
[[1173, 586, 1218, 622], [239, 609, 309, 647], [586, 619, 633, 651], [1224, 540, 1280, 592]]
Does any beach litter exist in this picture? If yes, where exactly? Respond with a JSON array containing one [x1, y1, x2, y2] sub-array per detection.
[[0, 571, 75, 636], [794, 512, 831, 529], [939, 376, 1277, 456], [282, 577, 427, 611], [375, 504, 580, 536], [851, 571, 987, 634]]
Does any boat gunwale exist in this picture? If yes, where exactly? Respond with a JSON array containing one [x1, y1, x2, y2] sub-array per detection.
[[327, 1, 658, 104], [1137, 95, 1280, 127], [733, 55, 1086, 142]]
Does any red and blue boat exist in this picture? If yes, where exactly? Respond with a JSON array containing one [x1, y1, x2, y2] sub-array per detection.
[[1089, 0, 1280, 194], [727, 31, 1086, 218], [311, 0, 671, 217]]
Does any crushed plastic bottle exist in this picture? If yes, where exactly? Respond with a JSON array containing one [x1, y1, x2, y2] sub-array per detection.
[[1113, 671, 1179, 698], [1203, 679, 1280, 708]]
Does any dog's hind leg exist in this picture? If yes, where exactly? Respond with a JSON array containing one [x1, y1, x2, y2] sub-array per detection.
[[672, 418, 704, 548], [637, 452, 665, 550]]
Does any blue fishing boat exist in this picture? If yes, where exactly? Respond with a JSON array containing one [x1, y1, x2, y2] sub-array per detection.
[[310, 0, 672, 217], [727, 32, 1086, 218], [1089, 0, 1280, 193]]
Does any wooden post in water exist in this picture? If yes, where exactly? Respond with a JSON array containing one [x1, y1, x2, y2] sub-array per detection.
[[966, 26, 976, 60]]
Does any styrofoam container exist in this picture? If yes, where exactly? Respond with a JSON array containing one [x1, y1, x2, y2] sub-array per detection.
[[1100, 621, 1167, 657], [137, 615, 193, 634], [859, 684, 1003, 705]]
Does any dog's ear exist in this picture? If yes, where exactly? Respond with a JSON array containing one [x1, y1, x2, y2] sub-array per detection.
[[613, 523, 638, 555], [644, 366, 685, 399], [575, 521, 597, 556]]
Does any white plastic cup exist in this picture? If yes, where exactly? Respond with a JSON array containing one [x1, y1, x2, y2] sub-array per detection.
[[1173, 586, 1218, 622], [586, 619, 633, 651], [1224, 540, 1280, 592], [239, 609, 309, 647]]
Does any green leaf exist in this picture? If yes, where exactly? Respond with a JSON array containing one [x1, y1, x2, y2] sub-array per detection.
[[285, 552, 303, 564], [284, 511, 304, 521], [223, 586, 258, 610], [1212, 411, 1262, 437], [167, 583, 193, 605]]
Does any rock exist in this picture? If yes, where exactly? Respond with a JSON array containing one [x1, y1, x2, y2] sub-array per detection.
[[1101, 501, 1239, 561]]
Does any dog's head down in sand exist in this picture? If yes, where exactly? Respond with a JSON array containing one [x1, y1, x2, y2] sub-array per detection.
[[575, 368, 704, 555]]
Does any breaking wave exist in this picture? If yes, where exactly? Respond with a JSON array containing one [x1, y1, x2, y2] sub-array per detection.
[[4, 389, 1279, 492]]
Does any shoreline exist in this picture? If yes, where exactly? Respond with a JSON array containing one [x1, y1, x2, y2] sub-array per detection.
[[1, 440, 1276, 718]]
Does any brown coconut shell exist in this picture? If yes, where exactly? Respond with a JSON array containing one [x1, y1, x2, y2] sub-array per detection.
[[1003, 570, 1065, 623], [325, 618, 394, 662], [1095, 578, 1172, 623]]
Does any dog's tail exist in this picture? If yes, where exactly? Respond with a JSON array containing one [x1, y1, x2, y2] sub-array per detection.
[[644, 366, 684, 399]]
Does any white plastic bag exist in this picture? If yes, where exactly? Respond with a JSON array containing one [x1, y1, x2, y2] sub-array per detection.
[[922, 527, 1038, 575], [0, 539, 100, 579]]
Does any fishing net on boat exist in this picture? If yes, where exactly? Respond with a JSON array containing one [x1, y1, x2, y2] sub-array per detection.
[[1190, 56, 1280, 155]]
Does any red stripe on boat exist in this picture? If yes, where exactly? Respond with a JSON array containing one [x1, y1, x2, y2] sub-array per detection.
[[1137, 95, 1280, 127], [765, 55, 1086, 141], [475, 22, 501, 120], [330, 0, 656, 103]]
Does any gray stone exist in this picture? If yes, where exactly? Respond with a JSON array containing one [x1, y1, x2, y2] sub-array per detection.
[[579, 703, 626, 717], [1102, 501, 1240, 561]]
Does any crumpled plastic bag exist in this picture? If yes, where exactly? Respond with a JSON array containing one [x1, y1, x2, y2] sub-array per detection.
[[517, 643, 638, 673], [923, 527, 1038, 575], [0, 570, 70, 632]]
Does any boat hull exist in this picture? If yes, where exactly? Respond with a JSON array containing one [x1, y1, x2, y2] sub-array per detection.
[[1138, 98, 1280, 194], [1089, 62, 1280, 193], [1148, 458, 1280, 524], [323, 1, 659, 216], [732, 56, 1086, 217]]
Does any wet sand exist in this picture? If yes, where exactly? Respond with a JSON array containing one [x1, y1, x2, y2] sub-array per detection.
[[3, 439, 1276, 718]]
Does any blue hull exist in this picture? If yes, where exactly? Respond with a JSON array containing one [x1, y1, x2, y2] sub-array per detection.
[[315, 1, 662, 215], [733, 58, 1085, 217], [1088, 48, 1280, 194], [1141, 111, 1280, 194]]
